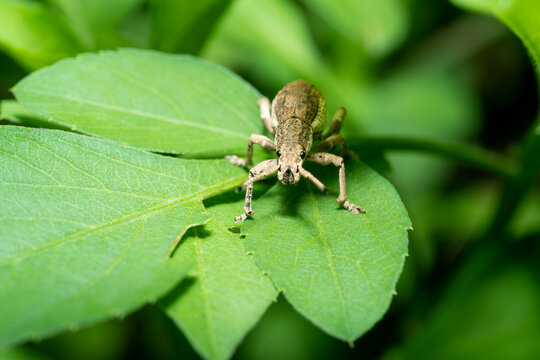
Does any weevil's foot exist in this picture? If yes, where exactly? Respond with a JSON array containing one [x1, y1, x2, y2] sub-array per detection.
[[322, 187, 329, 195], [342, 200, 366, 214], [234, 210, 254, 223], [234, 214, 247, 222], [226, 155, 250, 167]]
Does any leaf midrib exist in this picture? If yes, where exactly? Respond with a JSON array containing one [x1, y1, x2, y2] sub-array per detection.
[[18, 89, 248, 139], [0, 174, 245, 264]]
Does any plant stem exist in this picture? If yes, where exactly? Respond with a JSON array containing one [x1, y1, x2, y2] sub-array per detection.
[[482, 128, 540, 240], [349, 136, 519, 177]]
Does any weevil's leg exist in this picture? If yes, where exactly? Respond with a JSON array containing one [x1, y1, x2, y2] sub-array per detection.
[[299, 167, 329, 195], [307, 153, 366, 214], [312, 134, 359, 160], [322, 107, 346, 140], [226, 134, 276, 167], [258, 97, 275, 135], [235, 159, 279, 222]]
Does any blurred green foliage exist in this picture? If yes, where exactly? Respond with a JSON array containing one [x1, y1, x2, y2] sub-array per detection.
[[0, 0, 539, 359]]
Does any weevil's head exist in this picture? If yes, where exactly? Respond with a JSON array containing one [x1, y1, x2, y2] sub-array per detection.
[[276, 144, 306, 185]]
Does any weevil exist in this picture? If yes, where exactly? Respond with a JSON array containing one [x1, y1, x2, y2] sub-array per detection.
[[226, 79, 366, 222]]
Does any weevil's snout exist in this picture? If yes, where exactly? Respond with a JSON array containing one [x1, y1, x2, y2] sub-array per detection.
[[276, 145, 305, 185]]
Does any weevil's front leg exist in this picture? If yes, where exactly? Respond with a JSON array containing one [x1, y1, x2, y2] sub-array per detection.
[[226, 134, 276, 167], [299, 167, 329, 195], [258, 97, 275, 135], [235, 159, 279, 222], [307, 153, 366, 214]]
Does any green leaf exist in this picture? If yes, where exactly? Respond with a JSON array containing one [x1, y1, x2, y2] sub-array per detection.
[[451, 0, 540, 70], [301, 0, 409, 58], [0, 126, 247, 345], [243, 161, 411, 341], [13, 49, 261, 155], [0, 0, 81, 70], [47, 0, 143, 49], [160, 191, 277, 360], [149, 0, 234, 54]]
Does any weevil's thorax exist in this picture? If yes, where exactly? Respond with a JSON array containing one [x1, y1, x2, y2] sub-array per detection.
[[272, 80, 327, 148]]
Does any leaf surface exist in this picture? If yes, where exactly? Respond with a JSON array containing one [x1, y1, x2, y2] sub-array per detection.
[[13, 49, 261, 155], [243, 161, 411, 341], [0, 126, 246, 345], [161, 191, 277, 360]]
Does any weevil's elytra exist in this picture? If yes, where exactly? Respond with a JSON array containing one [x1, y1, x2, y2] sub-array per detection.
[[226, 79, 366, 222]]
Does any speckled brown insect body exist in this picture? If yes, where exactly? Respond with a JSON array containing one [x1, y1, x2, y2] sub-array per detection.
[[227, 79, 365, 222]]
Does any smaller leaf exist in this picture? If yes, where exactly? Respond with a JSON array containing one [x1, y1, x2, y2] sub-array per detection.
[[243, 161, 411, 342], [0, 0, 81, 70], [14, 49, 262, 155], [161, 191, 277, 360]]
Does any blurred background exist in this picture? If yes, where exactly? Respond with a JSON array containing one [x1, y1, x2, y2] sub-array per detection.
[[1, 0, 539, 359]]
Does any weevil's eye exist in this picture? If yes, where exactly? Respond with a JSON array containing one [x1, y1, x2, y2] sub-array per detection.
[[276, 150, 282, 157], [300, 151, 306, 159]]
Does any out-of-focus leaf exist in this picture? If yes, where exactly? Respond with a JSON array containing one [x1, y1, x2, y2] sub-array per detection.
[[243, 161, 411, 342], [0, 126, 247, 345], [0, 0, 81, 70], [150, 0, 233, 54], [161, 191, 277, 360], [383, 246, 540, 360], [13, 49, 262, 155], [203, 0, 327, 86], [451, 0, 540, 69], [302, 0, 409, 58], [47, 0, 142, 49]]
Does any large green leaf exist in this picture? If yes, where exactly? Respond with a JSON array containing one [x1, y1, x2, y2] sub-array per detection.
[[149, 0, 233, 54], [0, 0, 81, 70], [47, 0, 143, 49], [13, 49, 261, 155], [0, 126, 246, 346], [161, 191, 277, 360], [243, 161, 411, 342], [451, 0, 540, 69]]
